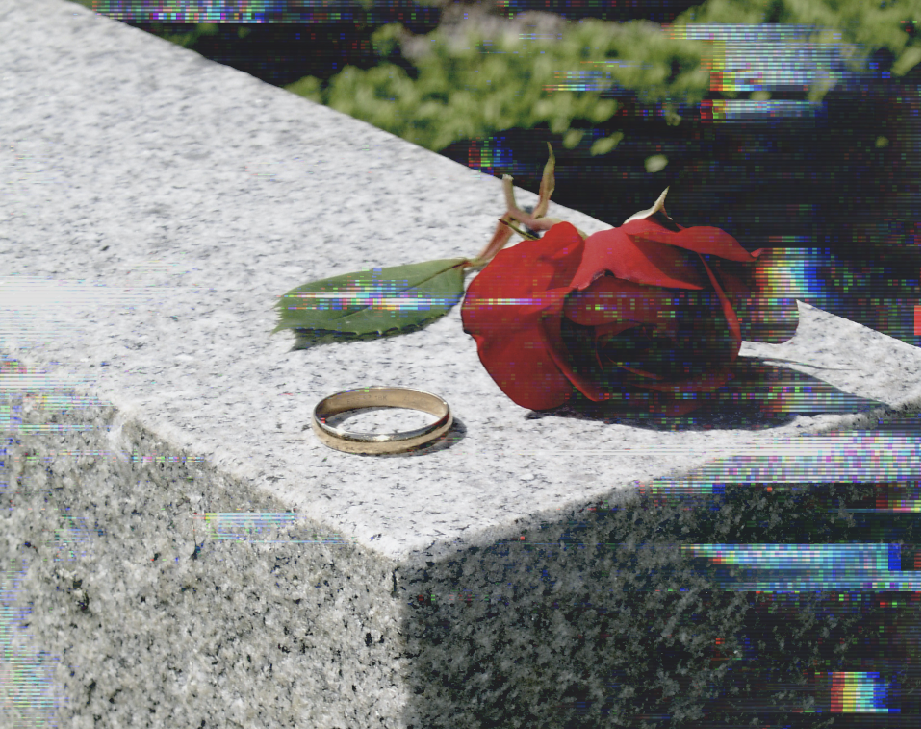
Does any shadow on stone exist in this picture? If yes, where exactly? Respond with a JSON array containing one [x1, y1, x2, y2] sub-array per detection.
[[396, 481, 921, 727], [525, 358, 887, 432]]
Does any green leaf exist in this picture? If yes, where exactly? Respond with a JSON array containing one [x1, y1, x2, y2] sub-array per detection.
[[892, 45, 921, 77], [285, 75, 323, 103], [271, 258, 469, 347], [590, 132, 624, 157]]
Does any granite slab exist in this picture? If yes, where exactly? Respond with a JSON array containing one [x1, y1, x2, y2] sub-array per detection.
[[3, 2, 921, 727]]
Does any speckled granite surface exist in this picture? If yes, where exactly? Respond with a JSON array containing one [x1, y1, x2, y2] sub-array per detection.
[[3, 2, 921, 727]]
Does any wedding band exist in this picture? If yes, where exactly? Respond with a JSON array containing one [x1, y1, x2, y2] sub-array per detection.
[[312, 387, 452, 455]]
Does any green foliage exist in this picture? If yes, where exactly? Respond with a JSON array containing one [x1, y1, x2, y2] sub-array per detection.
[[283, 0, 920, 152], [287, 19, 707, 152], [675, 0, 921, 99], [66, 0, 920, 152], [370, 20, 406, 58], [285, 75, 323, 104], [271, 258, 469, 350]]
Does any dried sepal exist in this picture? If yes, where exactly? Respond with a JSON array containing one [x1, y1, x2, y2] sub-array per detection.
[[469, 216, 515, 269], [532, 142, 556, 219], [623, 187, 674, 225]]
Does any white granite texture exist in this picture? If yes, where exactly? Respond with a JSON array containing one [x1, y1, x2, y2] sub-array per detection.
[[3, 2, 921, 727]]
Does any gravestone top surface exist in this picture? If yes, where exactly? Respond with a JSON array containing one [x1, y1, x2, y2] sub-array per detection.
[[4, 0, 921, 567]]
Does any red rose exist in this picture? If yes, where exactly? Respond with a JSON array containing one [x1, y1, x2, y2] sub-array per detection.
[[461, 213, 796, 416]]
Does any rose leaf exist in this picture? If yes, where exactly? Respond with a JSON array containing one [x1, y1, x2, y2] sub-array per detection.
[[271, 258, 469, 346]]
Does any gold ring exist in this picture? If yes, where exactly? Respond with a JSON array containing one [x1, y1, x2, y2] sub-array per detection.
[[312, 387, 452, 455]]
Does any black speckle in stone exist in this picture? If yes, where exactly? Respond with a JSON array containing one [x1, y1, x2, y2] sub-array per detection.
[[365, 632, 373, 647]]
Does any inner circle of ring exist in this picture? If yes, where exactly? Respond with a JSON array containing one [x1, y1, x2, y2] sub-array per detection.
[[311, 387, 452, 455]]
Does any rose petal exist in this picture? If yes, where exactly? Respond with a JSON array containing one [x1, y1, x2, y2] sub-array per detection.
[[700, 256, 752, 310], [468, 326, 573, 410], [541, 315, 610, 402], [573, 227, 707, 292], [593, 320, 640, 341], [563, 276, 682, 327], [619, 364, 666, 380], [621, 218, 759, 262], [461, 222, 586, 410], [676, 226, 760, 262], [464, 222, 584, 299], [462, 222, 584, 334], [697, 253, 742, 364], [462, 290, 568, 338]]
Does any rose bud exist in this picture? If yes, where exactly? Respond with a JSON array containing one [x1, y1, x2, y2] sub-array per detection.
[[461, 194, 798, 416]]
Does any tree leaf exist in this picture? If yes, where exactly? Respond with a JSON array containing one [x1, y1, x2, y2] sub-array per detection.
[[271, 258, 469, 346]]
